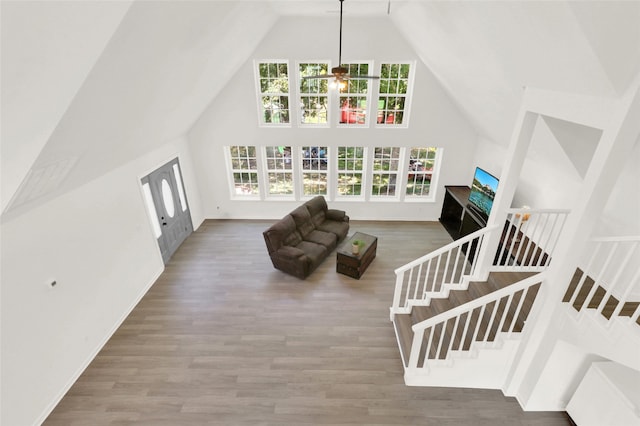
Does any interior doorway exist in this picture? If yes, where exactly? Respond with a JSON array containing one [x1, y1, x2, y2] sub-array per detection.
[[141, 158, 193, 264]]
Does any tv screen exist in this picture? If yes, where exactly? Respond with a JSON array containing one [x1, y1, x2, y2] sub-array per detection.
[[468, 167, 499, 221]]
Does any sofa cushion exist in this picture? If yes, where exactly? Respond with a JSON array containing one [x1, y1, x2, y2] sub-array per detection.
[[296, 241, 328, 269], [305, 195, 328, 227], [263, 214, 301, 253], [303, 229, 337, 250], [277, 245, 305, 259], [290, 205, 316, 237], [317, 220, 349, 241]]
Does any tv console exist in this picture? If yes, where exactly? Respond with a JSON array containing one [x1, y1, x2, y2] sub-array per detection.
[[439, 185, 486, 240]]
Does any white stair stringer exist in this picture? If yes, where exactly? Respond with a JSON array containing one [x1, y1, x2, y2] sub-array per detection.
[[404, 337, 521, 389], [563, 304, 640, 372]]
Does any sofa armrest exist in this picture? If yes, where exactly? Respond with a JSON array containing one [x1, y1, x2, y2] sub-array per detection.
[[275, 246, 306, 260], [326, 209, 348, 222]]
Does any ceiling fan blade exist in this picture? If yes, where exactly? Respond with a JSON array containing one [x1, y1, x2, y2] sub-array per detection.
[[302, 74, 336, 80]]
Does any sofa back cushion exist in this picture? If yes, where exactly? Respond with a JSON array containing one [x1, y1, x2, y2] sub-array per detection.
[[263, 214, 302, 253], [290, 205, 316, 237], [305, 196, 328, 227]]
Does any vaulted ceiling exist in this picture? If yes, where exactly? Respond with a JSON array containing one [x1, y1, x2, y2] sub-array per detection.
[[2, 0, 639, 218]]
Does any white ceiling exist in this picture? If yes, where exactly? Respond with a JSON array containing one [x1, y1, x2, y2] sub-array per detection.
[[2, 0, 639, 219]]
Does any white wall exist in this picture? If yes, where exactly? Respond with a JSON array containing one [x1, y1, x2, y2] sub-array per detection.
[[189, 16, 478, 222], [476, 112, 640, 235], [0, 137, 202, 426], [0, 0, 132, 213]]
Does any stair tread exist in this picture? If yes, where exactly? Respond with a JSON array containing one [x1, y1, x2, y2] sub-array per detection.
[[563, 268, 639, 323]]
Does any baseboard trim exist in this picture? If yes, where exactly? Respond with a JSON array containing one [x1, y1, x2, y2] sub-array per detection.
[[34, 266, 164, 426]]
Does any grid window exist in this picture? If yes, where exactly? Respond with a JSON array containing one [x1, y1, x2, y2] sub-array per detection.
[[299, 63, 329, 125], [228, 146, 259, 196], [265, 146, 293, 195], [338, 63, 371, 126], [372, 147, 401, 197], [377, 63, 411, 126], [257, 62, 290, 125], [406, 147, 437, 197], [337, 146, 364, 196], [301, 146, 328, 195]]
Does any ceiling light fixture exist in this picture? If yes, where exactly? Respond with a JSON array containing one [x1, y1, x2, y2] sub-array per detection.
[[304, 0, 379, 87]]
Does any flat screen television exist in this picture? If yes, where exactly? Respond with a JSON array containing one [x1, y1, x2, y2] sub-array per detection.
[[467, 167, 499, 222]]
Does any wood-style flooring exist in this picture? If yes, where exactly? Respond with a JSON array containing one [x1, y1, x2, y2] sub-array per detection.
[[44, 220, 573, 425]]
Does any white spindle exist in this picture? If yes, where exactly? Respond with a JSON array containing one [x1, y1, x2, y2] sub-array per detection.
[[408, 329, 423, 370], [483, 301, 500, 343], [596, 241, 638, 318], [497, 293, 515, 336], [582, 242, 619, 315], [569, 241, 602, 308], [448, 315, 462, 354]]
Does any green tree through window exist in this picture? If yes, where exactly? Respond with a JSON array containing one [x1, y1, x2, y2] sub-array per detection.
[[228, 145, 259, 196], [407, 147, 437, 197], [257, 62, 290, 124], [265, 146, 293, 195], [378, 63, 411, 126], [337, 146, 364, 196], [299, 63, 329, 125], [372, 147, 400, 196]]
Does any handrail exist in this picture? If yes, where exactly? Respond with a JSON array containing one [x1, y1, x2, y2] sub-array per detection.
[[405, 272, 544, 370], [590, 236, 640, 243], [394, 225, 499, 274], [412, 272, 545, 332], [391, 226, 499, 319]]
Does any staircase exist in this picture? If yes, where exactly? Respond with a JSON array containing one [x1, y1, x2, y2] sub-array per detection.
[[564, 268, 640, 326], [394, 271, 539, 367], [391, 207, 640, 390]]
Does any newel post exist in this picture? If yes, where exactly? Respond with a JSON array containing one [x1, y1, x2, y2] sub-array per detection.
[[473, 104, 539, 280]]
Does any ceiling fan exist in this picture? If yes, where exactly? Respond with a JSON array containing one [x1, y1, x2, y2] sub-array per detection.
[[303, 0, 379, 86]]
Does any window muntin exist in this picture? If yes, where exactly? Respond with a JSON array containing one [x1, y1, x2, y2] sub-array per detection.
[[337, 146, 364, 197], [265, 146, 293, 195], [371, 147, 400, 197], [257, 62, 290, 125], [406, 147, 437, 197], [301, 146, 328, 196], [338, 63, 371, 126], [299, 63, 329, 125], [228, 145, 259, 196], [377, 63, 411, 126]]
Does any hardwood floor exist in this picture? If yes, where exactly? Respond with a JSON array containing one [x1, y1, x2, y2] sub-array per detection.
[[44, 220, 573, 425]]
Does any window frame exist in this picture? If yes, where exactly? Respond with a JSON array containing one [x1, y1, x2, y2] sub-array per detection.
[[296, 60, 331, 127], [224, 145, 260, 199], [336, 62, 374, 128], [299, 145, 329, 198], [254, 60, 292, 127], [375, 62, 415, 128], [335, 146, 367, 200], [370, 146, 403, 199], [262, 145, 295, 198], [404, 147, 442, 201]]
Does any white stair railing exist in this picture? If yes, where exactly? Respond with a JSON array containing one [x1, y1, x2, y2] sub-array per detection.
[[493, 208, 570, 272], [391, 225, 499, 320], [569, 236, 640, 325], [407, 272, 544, 373]]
